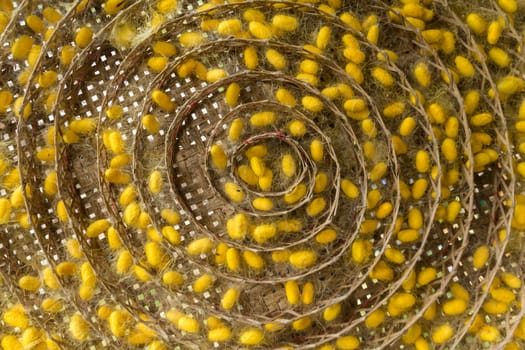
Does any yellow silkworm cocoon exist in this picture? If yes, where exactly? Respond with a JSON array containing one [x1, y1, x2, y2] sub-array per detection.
[[383, 102, 405, 118], [299, 59, 319, 75], [402, 323, 422, 344], [0, 90, 13, 113], [119, 185, 136, 207], [109, 154, 130, 168], [140, 114, 160, 134], [300, 282, 315, 305], [498, 0, 517, 13], [365, 309, 385, 328], [408, 207, 423, 229], [496, 75, 525, 96], [366, 23, 379, 44], [360, 119, 376, 139], [398, 229, 419, 243], [104, 105, 123, 121], [288, 120, 307, 137], [250, 111, 276, 127], [277, 219, 302, 233], [272, 15, 298, 31], [367, 189, 382, 209], [370, 260, 394, 281], [226, 247, 241, 271], [296, 73, 319, 87], [187, 237, 213, 255], [487, 21, 503, 44], [105, 130, 125, 154], [42, 297, 63, 313], [245, 145, 267, 159], [302, 96, 324, 112], [351, 239, 372, 261], [56, 261, 77, 276], [86, 218, 110, 238], [306, 197, 326, 217], [490, 287, 515, 304], [441, 138, 457, 162], [323, 303, 341, 321], [152, 41, 177, 57], [310, 139, 324, 162], [42, 266, 59, 290], [147, 56, 168, 72], [178, 31, 204, 47], [454, 55, 475, 78], [292, 316, 313, 331], [465, 13, 487, 36], [221, 287, 240, 309], [360, 219, 379, 235], [226, 213, 249, 239], [69, 117, 96, 134], [115, 250, 133, 274], [243, 8, 265, 22], [252, 223, 277, 243], [478, 325, 500, 343], [26, 14, 46, 33], [193, 274, 213, 293], [445, 116, 459, 138], [159, 209, 179, 226], [501, 272, 521, 289], [384, 247, 405, 264], [417, 267, 437, 286], [284, 183, 306, 204], [341, 179, 359, 199], [3, 304, 28, 328], [210, 144, 227, 170], [148, 170, 162, 194], [252, 197, 274, 211], [369, 162, 387, 182], [343, 47, 366, 65], [431, 324, 454, 344], [250, 156, 266, 177], [123, 201, 140, 226], [488, 47, 510, 68], [276, 88, 297, 107], [265, 49, 286, 70], [472, 245, 489, 269], [162, 270, 184, 287], [313, 172, 328, 193], [289, 250, 317, 269], [412, 178, 428, 200], [257, 169, 272, 191], [243, 251, 264, 270], [162, 226, 181, 245], [69, 314, 89, 341], [75, 26, 93, 48], [208, 327, 232, 342], [217, 19, 242, 36], [60, 45, 76, 66], [285, 280, 300, 304], [239, 328, 264, 346], [244, 46, 258, 69], [225, 83, 241, 107], [316, 25, 331, 50], [446, 200, 461, 223], [27, 45, 42, 67], [345, 63, 364, 85], [483, 300, 509, 314], [145, 241, 164, 268], [206, 68, 227, 83], [237, 165, 257, 186], [336, 336, 360, 350], [371, 67, 394, 87], [415, 150, 430, 173], [249, 21, 272, 39], [414, 62, 431, 87], [151, 89, 175, 112], [12, 35, 34, 60], [376, 202, 393, 219], [277, 154, 296, 178], [66, 238, 82, 259], [321, 86, 339, 100], [177, 316, 200, 333], [19, 275, 41, 291]]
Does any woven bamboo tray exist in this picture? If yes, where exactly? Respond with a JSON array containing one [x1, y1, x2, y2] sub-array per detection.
[[0, 0, 525, 349]]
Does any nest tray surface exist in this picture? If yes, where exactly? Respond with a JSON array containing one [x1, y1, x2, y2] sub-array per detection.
[[0, 0, 525, 349]]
